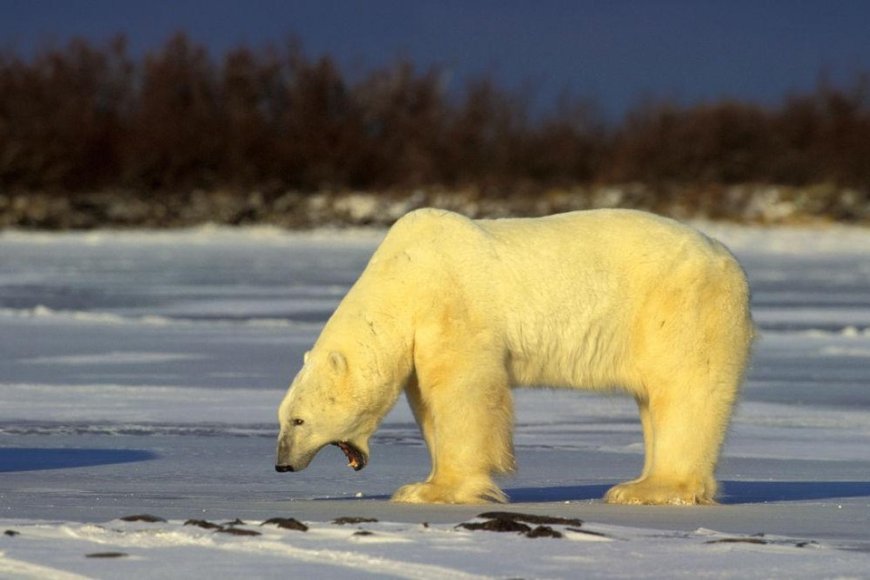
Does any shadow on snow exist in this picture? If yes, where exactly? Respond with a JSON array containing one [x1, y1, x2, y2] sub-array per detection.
[[0, 448, 157, 472], [503, 481, 870, 504], [720, 480, 870, 504], [313, 481, 870, 504]]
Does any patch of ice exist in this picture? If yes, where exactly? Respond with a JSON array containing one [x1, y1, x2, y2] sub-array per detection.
[[21, 352, 206, 366], [0, 383, 280, 425], [0, 225, 386, 247], [820, 345, 870, 357], [0, 305, 321, 330], [0, 306, 172, 326]]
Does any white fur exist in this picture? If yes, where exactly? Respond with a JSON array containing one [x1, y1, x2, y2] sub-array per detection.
[[276, 208, 754, 505]]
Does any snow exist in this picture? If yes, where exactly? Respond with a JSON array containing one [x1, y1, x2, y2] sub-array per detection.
[[2, 223, 870, 578], [3, 517, 867, 580]]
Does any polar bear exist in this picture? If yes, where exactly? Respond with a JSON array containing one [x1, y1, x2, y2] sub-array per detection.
[[276, 208, 754, 505]]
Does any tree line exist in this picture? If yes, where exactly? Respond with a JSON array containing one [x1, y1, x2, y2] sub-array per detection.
[[1, 34, 869, 203]]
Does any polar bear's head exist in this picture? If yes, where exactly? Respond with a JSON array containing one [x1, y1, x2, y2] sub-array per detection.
[[275, 349, 385, 473]]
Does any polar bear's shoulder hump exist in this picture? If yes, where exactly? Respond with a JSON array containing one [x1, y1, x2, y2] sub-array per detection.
[[388, 208, 484, 242], [396, 208, 475, 228]]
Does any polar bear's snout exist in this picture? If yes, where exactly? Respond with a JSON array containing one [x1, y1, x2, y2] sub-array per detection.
[[275, 432, 311, 473]]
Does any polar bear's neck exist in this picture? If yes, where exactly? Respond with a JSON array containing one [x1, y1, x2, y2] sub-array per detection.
[[319, 278, 415, 404]]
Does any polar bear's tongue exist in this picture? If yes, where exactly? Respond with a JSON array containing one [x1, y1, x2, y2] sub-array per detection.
[[334, 442, 366, 471]]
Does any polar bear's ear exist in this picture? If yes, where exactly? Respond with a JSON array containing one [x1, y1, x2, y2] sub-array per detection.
[[303, 351, 310, 364], [329, 351, 347, 375]]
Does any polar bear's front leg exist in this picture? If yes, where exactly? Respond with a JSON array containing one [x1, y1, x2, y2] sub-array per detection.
[[392, 359, 515, 504], [392, 477, 507, 504]]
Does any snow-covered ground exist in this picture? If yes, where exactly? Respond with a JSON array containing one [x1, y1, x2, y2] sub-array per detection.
[[1, 223, 869, 578]]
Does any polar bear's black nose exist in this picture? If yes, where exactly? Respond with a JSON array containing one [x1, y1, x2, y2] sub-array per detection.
[[275, 464, 295, 473]]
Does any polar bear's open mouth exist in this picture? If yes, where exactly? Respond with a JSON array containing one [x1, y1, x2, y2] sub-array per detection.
[[333, 442, 367, 471]]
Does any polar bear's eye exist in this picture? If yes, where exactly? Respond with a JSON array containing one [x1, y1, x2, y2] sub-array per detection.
[[292, 418, 305, 426]]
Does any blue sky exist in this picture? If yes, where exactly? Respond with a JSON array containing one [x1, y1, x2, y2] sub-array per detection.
[[2, 0, 869, 118]]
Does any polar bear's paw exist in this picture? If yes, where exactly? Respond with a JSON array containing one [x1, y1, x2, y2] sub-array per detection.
[[604, 477, 717, 506], [391, 479, 507, 504]]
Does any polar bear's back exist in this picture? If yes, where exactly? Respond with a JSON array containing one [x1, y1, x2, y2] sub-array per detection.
[[392, 206, 726, 257], [480, 208, 727, 264], [382, 208, 750, 390], [388, 207, 738, 288]]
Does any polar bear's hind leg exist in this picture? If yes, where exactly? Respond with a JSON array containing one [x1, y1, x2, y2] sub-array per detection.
[[606, 255, 752, 505], [604, 381, 731, 505]]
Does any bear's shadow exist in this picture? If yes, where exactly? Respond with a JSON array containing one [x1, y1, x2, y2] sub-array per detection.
[[318, 481, 870, 504], [504, 481, 870, 504]]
